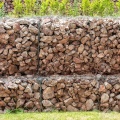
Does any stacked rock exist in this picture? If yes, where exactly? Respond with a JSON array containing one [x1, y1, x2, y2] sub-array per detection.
[[41, 75, 120, 112], [0, 76, 41, 113], [0, 18, 39, 75], [39, 17, 120, 75]]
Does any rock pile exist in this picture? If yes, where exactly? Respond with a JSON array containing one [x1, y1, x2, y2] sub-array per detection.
[[41, 75, 120, 112], [39, 18, 120, 75], [0, 17, 119, 75], [0, 18, 39, 75], [0, 76, 41, 113]]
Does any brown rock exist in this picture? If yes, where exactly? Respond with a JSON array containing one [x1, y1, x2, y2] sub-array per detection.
[[78, 44, 84, 53], [101, 93, 109, 103], [41, 36, 53, 43], [64, 98, 73, 106], [8, 65, 18, 75], [42, 100, 53, 107], [13, 23, 21, 32], [25, 101, 34, 108], [16, 99, 25, 108], [57, 83, 65, 90], [67, 105, 78, 111], [29, 25, 38, 34], [0, 101, 6, 107], [33, 83, 39, 91], [86, 99, 94, 110], [43, 87, 55, 99]]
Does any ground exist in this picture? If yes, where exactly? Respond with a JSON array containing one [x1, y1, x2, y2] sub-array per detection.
[[0, 111, 120, 120]]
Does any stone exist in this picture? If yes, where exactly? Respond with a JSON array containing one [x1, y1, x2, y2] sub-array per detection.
[[78, 44, 84, 53], [8, 65, 18, 75], [29, 25, 38, 34], [25, 101, 34, 108], [86, 99, 94, 110], [57, 83, 65, 90], [41, 36, 53, 43], [0, 25, 5, 33], [42, 100, 53, 107], [73, 57, 81, 64], [0, 91, 9, 97], [34, 92, 40, 99], [16, 99, 25, 108], [13, 23, 21, 32], [76, 28, 83, 34], [114, 84, 120, 90], [46, 54, 54, 60], [8, 83, 18, 89], [97, 53, 104, 58], [0, 101, 6, 107], [116, 95, 120, 100], [104, 82, 112, 90], [33, 83, 39, 91], [99, 85, 106, 92], [64, 98, 73, 106], [24, 84, 32, 93], [43, 87, 55, 99], [101, 93, 109, 103], [4, 97, 11, 103], [67, 105, 78, 111]]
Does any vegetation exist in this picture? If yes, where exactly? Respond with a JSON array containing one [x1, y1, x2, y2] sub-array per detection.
[[0, 1, 5, 17], [6, 109, 24, 114], [0, 111, 120, 120], [3, 0, 120, 17]]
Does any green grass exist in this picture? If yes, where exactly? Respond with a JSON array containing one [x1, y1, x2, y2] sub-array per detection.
[[0, 111, 119, 120]]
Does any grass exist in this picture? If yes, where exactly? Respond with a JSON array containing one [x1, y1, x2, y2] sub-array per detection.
[[0, 111, 119, 120]]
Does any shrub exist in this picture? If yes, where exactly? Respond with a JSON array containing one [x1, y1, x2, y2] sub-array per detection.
[[81, 0, 90, 15], [24, 0, 37, 15], [13, 0, 23, 17], [67, 0, 80, 16], [0, 1, 5, 17]]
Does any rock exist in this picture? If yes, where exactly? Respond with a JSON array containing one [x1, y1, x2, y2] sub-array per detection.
[[13, 23, 21, 32], [8, 65, 18, 75], [0, 25, 5, 33], [25, 101, 34, 108], [114, 84, 120, 90], [43, 87, 55, 99], [101, 93, 109, 103], [78, 44, 84, 53], [33, 83, 39, 91], [97, 53, 104, 58], [29, 25, 38, 34], [104, 82, 112, 90], [57, 83, 65, 90], [67, 105, 78, 111], [34, 92, 40, 99], [42, 100, 53, 107], [41, 36, 53, 43], [8, 83, 18, 89], [64, 98, 73, 106], [0, 101, 6, 107], [16, 99, 25, 108], [116, 95, 120, 100], [86, 99, 94, 110], [76, 28, 83, 34], [99, 85, 106, 92], [4, 97, 11, 103], [24, 84, 32, 93]]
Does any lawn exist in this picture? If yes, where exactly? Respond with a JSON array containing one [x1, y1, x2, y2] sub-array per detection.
[[0, 111, 119, 120]]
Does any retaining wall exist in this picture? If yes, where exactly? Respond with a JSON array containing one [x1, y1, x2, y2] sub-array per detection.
[[0, 75, 120, 113], [0, 17, 119, 75], [0, 76, 41, 113]]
